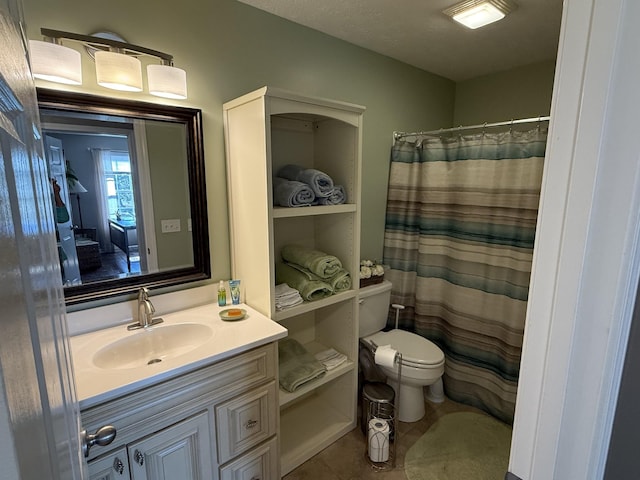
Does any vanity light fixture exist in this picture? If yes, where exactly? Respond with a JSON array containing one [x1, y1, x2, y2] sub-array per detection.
[[443, 0, 517, 29], [95, 50, 143, 92], [29, 28, 188, 99], [29, 39, 82, 85]]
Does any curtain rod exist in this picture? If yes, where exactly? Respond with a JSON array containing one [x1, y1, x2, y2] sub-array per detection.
[[394, 115, 551, 141]]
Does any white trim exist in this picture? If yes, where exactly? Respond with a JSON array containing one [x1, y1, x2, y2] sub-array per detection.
[[510, 0, 640, 477], [132, 120, 159, 272]]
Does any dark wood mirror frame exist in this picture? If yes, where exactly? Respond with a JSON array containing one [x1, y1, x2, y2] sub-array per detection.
[[37, 88, 211, 306]]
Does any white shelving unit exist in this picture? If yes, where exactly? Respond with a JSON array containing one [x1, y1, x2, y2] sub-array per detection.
[[224, 86, 364, 475]]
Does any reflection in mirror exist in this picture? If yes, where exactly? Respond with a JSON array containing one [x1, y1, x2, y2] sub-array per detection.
[[38, 89, 210, 305]]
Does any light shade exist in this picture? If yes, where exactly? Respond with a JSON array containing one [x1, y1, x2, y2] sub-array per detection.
[[29, 40, 82, 85], [95, 50, 143, 92], [147, 64, 188, 100], [444, 0, 516, 29], [68, 180, 88, 194]]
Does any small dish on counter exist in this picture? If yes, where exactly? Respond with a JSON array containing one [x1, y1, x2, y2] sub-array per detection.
[[219, 308, 247, 321]]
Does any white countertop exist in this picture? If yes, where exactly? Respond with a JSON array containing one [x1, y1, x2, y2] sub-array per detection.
[[70, 302, 287, 409]]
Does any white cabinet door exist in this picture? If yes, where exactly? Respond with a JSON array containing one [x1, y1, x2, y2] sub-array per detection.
[[128, 412, 213, 480], [88, 448, 131, 480]]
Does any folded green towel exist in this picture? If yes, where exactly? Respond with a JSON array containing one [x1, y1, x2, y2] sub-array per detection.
[[276, 263, 333, 302], [285, 262, 352, 294], [278, 338, 326, 392], [281, 244, 342, 279]]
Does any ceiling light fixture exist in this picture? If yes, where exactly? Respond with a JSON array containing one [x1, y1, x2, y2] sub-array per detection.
[[443, 0, 517, 29], [29, 28, 188, 99]]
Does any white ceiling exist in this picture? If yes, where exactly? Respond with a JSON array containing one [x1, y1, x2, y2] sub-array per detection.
[[236, 0, 563, 82]]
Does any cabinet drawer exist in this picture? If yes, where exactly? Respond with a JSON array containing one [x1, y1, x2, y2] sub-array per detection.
[[219, 437, 278, 480], [216, 381, 277, 463]]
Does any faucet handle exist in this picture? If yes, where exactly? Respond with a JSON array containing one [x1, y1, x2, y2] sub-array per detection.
[[138, 286, 150, 301]]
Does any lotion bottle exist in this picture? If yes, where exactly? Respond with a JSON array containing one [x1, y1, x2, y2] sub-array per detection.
[[217, 280, 227, 306]]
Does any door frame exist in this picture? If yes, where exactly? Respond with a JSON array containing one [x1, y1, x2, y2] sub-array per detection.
[[510, 0, 640, 477]]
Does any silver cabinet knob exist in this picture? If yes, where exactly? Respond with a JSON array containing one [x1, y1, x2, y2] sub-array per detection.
[[113, 457, 125, 475], [81, 425, 117, 458], [134, 449, 145, 466], [245, 419, 258, 429]]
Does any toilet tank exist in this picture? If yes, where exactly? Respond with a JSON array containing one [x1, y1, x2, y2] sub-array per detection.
[[358, 280, 392, 337]]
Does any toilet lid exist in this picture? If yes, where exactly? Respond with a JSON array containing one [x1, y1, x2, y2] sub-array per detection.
[[367, 329, 444, 367]]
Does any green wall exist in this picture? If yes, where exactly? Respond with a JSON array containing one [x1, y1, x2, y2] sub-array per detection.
[[23, 0, 556, 293], [23, 0, 455, 284], [145, 122, 193, 270], [454, 60, 556, 126]]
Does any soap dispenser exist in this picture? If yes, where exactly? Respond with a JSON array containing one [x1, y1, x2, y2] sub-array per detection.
[[217, 280, 227, 306]]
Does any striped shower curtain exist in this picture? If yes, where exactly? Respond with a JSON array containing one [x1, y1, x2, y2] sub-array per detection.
[[383, 128, 546, 423]]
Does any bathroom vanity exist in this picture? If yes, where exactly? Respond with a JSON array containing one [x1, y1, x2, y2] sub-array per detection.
[[70, 303, 287, 479]]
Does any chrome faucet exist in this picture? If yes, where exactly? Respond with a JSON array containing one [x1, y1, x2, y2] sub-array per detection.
[[127, 287, 163, 330]]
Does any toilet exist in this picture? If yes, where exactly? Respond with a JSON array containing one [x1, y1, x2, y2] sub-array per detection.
[[359, 280, 445, 423]]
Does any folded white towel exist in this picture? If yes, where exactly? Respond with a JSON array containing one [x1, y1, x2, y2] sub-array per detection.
[[276, 296, 303, 310], [275, 283, 304, 310], [275, 283, 300, 298], [314, 348, 348, 371]]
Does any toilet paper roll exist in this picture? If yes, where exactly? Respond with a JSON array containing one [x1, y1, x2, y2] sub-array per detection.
[[368, 418, 390, 463], [374, 345, 397, 368]]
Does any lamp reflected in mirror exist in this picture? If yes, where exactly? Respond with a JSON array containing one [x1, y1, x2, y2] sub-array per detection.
[[68, 177, 88, 228]]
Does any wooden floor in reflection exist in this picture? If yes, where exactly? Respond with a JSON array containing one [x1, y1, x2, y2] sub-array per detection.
[[80, 249, 141, 284]]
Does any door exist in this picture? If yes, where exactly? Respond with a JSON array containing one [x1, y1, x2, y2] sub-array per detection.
[[44, 134, 82, 285], [0, 3, 85, 479], [127, 412, 213, 480]]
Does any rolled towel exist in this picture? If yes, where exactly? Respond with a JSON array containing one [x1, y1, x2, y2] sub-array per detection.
[[316, 185, 346, 205], [276, 263, 333, 302], [326, 268, 352, 293], [278, 338, 326, 392], [281, 244, 342, 279], [273, 177, 315, 207], [277, 164, 334, 198], [285, 262, 351, 294]]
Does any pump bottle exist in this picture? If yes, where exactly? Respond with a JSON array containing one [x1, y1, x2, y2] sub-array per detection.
[[217, 281, 227, 306]]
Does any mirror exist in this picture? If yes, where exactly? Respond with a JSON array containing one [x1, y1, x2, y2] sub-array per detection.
[[37, 88, 210, 306]]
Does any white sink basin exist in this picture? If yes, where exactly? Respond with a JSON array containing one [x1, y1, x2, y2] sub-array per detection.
[[92, 323, 215, 370]]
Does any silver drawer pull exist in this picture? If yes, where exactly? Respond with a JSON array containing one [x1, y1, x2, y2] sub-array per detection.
[[134, 449, 144, 466], [113, 457, 125, 475], [245, 419, 258, 430]]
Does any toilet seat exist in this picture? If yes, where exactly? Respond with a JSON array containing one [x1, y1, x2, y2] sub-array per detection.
[[366, 329, 444, 368]]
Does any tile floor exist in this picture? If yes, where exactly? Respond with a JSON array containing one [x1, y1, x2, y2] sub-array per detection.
[[283, 395, 485, 480]]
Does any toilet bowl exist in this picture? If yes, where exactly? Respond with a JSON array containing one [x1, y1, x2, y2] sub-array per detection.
[[359, 280, 445, 423], [363, 329, 445, 422]]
